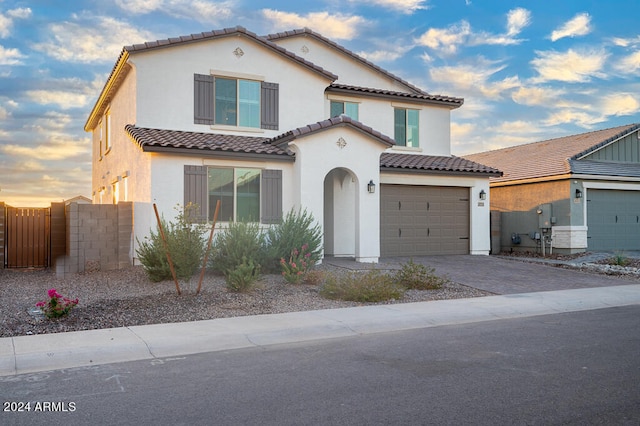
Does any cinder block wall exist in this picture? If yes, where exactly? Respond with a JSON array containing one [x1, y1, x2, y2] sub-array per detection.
[[50, 202, 66, 269], [58, 202, 133, 277], [0, 202, 5, 268]]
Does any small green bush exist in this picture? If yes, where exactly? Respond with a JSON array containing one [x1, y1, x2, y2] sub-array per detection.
[[319, 269, 405, 303], [266, 208, 322, 272], [225, 257, 261, 293], [210, 220, 267, 275], [610, 252, 630, 267], [395, 259, 448, 290], [136, 204, 206, 282]]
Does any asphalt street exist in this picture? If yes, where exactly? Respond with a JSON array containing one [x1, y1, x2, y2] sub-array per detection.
[[2, 305, 639, 426]]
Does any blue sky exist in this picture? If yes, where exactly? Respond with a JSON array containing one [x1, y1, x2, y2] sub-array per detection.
[[1, 0, 639, 206]]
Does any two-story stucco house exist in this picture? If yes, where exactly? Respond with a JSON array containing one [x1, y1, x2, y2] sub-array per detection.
[[85, 26, 501, 264]]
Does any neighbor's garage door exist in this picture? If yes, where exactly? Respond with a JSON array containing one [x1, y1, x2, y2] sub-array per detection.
[[380, 185, 469, 256], [587, 189, 640, 251]]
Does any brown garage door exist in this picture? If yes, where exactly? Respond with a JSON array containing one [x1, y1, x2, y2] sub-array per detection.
[[380, 185, 469, 256]]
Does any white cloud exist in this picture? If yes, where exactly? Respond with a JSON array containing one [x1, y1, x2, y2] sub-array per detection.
[[0, 44, 25, 65], [428, 58, 520, 99], [416, 21, 471, 55], [348, 0, 429, 14], [115, 0, 233, 22], [418, 8, 531, 55], [531, 48, 608, 83], [0, 7, 31, 38], [511, 85, 563, 106], [550, 12, 591, 42], [262, 9, 367, 40], [543, 109, 601, 128], [32, 15, 156, 63], [358, 49, 404, 62], [600, 93, 640, 116], [615, 51, 640, 74], [7, 7, 32, 19], [115, 0, 163, 14], [506, 8, 531, 37]]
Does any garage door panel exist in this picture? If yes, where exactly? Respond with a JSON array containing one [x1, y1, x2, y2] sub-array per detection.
[[587, 189, 640, 251], [381, 184, 469, 256]]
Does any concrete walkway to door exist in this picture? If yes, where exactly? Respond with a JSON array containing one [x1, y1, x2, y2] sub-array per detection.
[[323, 255, 640, 295]]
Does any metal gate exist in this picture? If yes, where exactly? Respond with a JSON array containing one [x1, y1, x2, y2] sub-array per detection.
[[4, 205, 51, 268]]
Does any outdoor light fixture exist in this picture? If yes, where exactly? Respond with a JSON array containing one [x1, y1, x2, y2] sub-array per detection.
[[367, 180, 376, 194], [575, 189, 582, 199], [479, 189, 486, 200]]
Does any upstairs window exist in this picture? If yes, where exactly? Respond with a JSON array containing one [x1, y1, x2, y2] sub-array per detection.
[[215, 78, 260, 128], [330, 100, 359, 120], [394, 108, 419, 147], [194, 74, 279, 130], [104, 109, 112, 153]]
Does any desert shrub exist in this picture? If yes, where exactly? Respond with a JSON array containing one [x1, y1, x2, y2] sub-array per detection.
[[136, 204, 206, 282], [210, 220, 267, 275], [394, 259, 448, 290], [266, 208, 322, 272], [303, 269, 325, 286], [226, 257, 261, 292], [319, 269, 405, 303], [280, 244, 313, 284], [609, 252, 630, 267]]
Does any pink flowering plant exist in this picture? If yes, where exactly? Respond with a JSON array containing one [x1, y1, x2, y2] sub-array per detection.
[[36, 289, 79, 319], [280, 244, 312, 284]]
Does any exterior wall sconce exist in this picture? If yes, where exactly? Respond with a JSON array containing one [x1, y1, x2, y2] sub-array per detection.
[[479, 189, 486, 200], [575, 189, 582, 199], [367, 180, 376, 194]]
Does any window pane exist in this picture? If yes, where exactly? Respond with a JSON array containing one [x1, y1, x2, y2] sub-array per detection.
[[407, 109, 419, 148], [330, 101, 344, 117], [236, 169, 260, 222], [345, 102, 359, 120], [394, 108, 406, 146], [208, 168, 234, 221], [239, 80, 260, 128], [215, 78, 237, 126]]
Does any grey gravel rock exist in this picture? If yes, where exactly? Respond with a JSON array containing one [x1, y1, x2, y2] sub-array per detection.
[[0, 265, 491, 338]]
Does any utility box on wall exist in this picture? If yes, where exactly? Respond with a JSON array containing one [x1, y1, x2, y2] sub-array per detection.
[[537, 203, 552, 229]]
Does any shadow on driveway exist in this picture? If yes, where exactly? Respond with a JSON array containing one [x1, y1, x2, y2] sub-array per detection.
[[324, 255, 639, 295]]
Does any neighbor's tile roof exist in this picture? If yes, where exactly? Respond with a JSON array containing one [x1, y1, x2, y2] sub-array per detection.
[[327, 84, 463, 109], [125, 125, 293, 158], [270, 115, 396, 147], [463, 124, 640, 183], [266, 28, 430, 96], [380, 153, 502, 176]]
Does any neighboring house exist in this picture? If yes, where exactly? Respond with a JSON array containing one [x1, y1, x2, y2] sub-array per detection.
[[465, 123, 640, 254], [85, 26, 500, 264]]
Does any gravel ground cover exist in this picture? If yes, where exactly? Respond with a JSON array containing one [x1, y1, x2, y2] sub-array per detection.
[[0, 264, 491, 338]]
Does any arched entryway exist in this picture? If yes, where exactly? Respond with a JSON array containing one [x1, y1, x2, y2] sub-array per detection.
[[323, 168, 358, 258]]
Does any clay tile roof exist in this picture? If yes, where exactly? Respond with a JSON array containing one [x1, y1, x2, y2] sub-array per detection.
[[269, 115, 396, 147], [380, 153, 502, 176], [123, 26, 337, 81], [125, 125, 293, 158], [266, 28, 429, 96], [463, 123, 640, 183], [327, 84, 463, 109]]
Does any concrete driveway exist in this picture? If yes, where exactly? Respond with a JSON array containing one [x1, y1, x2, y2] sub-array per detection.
[[325, 255, 639, 295]]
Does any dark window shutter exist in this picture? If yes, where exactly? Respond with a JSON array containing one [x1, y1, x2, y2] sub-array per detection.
[[261, 169, 282, 224], [261, 82, 279, 130], [184, 165, 208, 222], [194, 74, 214, 125]]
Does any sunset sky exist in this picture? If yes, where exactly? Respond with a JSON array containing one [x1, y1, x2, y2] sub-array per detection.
[[1, 0, 639, 206]]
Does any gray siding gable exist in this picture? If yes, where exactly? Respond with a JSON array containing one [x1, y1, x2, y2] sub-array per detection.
[[581, 129, 640, 162]]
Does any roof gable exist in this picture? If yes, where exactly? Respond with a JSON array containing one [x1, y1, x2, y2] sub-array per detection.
[[270, 115, 395, 148], [266, 28, 428, 96], [85, 26, 337, 132], [464, 124, 640, 183]]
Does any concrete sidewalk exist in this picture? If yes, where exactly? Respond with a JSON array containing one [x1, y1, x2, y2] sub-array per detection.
[[2, 284, 639, 377]]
